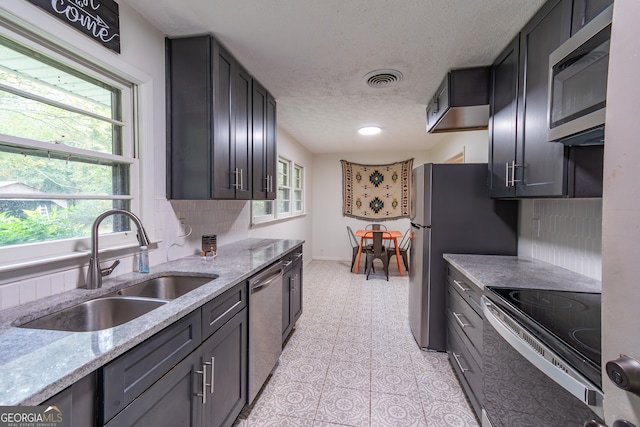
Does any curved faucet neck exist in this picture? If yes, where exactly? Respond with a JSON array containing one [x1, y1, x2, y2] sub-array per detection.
[[87, 209, 150, 289]]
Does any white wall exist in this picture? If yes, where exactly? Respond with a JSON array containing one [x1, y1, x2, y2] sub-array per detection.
[[311, 149, 431, 261], [429, 130, 489, 163]]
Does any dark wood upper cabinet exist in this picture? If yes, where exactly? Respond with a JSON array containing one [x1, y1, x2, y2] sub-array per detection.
[[167, 35, 271, 200], [487, 0, 606, 199], [571, 0, 614, 35], [515, 0, 572, 198], [252, 79, 277, 200], [426, 67, 490, 133], [488, 35, 520, 198]]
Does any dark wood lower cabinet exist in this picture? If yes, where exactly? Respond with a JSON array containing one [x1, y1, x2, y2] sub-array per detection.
[[282, 250, 303, 343], [201, 308, 247, 427], [104, 308, 247, 427], [42, 373, 96, 427], [104, 351, 201, 426]]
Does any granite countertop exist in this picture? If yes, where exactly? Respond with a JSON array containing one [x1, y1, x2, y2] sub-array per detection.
[[443, 254, 601, 293], [0, 238, 303, 406]]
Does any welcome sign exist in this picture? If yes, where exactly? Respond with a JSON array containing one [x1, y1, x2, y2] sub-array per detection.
[[27, 0, 121, 53]]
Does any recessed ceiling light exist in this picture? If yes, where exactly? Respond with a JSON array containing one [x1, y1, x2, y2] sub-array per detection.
[[359, 126, 381, 135]]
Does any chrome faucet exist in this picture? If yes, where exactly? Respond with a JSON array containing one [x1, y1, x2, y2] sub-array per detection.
[[86, 209, 150, 289]]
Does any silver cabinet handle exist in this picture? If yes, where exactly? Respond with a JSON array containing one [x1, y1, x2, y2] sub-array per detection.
[[452, 279, 470, 292], [505, 162, 510, 188], [505, 161, 522, 187], [239, 168, 244, 190], [233, 168, 240, 189], [453, 311, 470, 328], [264, 176, 269, 192], [452, 352, 469, 373], [210, 356, 215, 394], [196, 362, 209, 404]]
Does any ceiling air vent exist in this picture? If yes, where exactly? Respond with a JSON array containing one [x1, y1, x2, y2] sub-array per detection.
[[364, 69, 403, 88]]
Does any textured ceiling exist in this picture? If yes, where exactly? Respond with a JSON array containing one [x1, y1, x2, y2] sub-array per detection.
[[119, 0, 547, 154]]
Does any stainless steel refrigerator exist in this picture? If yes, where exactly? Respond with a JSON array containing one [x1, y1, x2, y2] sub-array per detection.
[[409, 163, 518, 351]]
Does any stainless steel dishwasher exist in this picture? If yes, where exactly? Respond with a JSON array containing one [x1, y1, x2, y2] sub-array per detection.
[[248, 261, 283, 405]]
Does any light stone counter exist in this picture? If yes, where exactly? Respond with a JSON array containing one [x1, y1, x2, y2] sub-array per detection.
[[443, 254, 601, 293], [0, 238, 303, 405]]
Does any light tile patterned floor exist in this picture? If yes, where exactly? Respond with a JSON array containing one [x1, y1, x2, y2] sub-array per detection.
[[236, 260, 480, 427]]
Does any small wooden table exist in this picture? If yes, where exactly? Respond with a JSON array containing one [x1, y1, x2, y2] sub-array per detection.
[[354, 230, 404, 276]]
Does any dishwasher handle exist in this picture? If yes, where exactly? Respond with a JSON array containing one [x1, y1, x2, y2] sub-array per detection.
[[250, 262, 283, 294]]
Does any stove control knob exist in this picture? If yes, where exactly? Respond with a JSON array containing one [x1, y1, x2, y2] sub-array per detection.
[[606, 355, 640, 395]]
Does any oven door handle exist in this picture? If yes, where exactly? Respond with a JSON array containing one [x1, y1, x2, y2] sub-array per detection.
[[481, 296, 604, 416]]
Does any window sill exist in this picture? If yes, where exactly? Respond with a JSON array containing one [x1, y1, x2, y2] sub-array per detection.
[[0, 240, 161, 282], [250, 213, 307, 228]]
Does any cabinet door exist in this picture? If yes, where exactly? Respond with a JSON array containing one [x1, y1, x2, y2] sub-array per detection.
[[42, 373, 96, 427], [101, 311, 201, 424], [291, 261, 303, 325], [166, 36, 212, 200], [252, 80, 267, 199], [212, 41, 237, 199], [488, 35, 519, 198], [281, 268, 293, 342], [105, 352, 202, 427], [201, 308, 247, 427], [516, 0, 572, 197], [234, 64, 252, 200], [571, 0, 613, 35], [265, 93, 277, 200]]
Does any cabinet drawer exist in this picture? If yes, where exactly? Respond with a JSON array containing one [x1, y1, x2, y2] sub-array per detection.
[[282, 248, 303, 272], [202, 282, 247, 340], [101, 310, 202, 424], [447, 317, 483, 419], [105, 351, 202, 427], [447, 285, 483, 356], [447, 265, 482, 315]]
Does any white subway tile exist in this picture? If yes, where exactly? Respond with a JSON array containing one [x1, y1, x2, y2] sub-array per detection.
[[1, 283, 20, 309], [19, 281, 36, 304], [36, 276, 52, 299]]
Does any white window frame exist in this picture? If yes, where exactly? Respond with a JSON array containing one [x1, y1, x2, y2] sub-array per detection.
[[0, 22, 140, 268], [293, 163, 304, 214], [251, 156, 305, 225]]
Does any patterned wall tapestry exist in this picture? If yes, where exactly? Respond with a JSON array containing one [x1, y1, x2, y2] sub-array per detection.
[[341, 159, 413, 220]]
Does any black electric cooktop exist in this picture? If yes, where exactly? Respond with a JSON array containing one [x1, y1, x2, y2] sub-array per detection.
[[487, 287, 602, 388]]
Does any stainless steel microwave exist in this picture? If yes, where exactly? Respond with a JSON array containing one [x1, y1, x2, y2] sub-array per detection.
[[547, 4, 612, 145]]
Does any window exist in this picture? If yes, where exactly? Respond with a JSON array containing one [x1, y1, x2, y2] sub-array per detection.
[[251, 157, 304, 224], [0, 32, 136, 259], [277, 158, 291, 217], [293, 164, 304, 214]]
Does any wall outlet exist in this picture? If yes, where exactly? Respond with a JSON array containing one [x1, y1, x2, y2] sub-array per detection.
[[532, 218, 541, 237]]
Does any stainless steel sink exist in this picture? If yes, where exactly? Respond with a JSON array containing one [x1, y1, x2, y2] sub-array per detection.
[[20, 297, 168, 332], [117, 275, 216, 300]]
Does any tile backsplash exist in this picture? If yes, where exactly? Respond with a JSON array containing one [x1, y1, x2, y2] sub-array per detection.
[[529, 199, 602, 280]]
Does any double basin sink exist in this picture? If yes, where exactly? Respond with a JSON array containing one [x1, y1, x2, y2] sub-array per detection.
[[19, 275, 217, 332]]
